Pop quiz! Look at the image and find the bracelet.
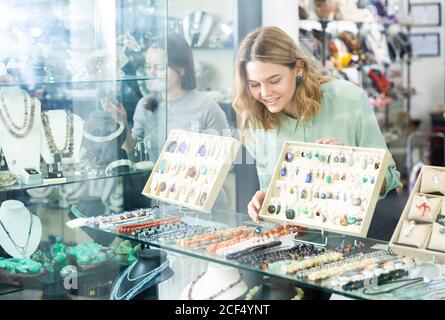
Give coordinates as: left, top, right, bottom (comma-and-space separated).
245, 285, 304, 300
0, 171, 17, 187
176, 226, 254, 249
87, 208, 156, 229
226, 240, 282, 260
105, 159, 134, 176
117, 216, 182, 233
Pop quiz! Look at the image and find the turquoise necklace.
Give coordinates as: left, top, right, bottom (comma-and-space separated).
110, 260, 169, 300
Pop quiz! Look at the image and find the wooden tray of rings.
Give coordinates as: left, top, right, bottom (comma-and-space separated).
390, 165, 445, 262
142, 130, 241, 213
259, 141, 389, 237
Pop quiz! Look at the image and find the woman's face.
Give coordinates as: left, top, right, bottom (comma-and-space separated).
246, 60, 298, 114
146, 48, 182, 92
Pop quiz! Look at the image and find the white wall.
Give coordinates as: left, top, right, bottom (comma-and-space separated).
408, 0, 445, 121
168, 0, 234, 94
262, 0, 300, 42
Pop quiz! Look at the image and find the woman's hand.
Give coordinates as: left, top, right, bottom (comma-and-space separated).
101, 98, 128, 125
315, 137, 344, 145
247, 191, 266, 224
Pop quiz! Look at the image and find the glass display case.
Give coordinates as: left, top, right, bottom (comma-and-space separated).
0, 0, 168, 299
1, 0, 444, 302
81, 205, 445, 301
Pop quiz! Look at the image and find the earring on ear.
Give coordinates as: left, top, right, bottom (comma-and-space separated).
296, 75, 303, 86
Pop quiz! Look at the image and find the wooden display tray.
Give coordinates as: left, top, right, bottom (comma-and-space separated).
142, 130, 241, 213
0, 269, 46, 287
259, 141, 389, 237
390, 165, 445, 262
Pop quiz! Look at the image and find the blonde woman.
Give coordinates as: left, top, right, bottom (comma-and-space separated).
234, 26, 402, 240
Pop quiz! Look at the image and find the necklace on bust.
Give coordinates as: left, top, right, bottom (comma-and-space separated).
110, 260, 169, 300
0, 212, 34, 257
0, 89, 36, 139
83, 121, 124, 143
187, 271, 243, 300
367, 29, 384, 49
41, 110, 74, 158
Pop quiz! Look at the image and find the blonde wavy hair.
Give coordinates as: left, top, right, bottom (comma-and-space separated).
233, 26, 332, 135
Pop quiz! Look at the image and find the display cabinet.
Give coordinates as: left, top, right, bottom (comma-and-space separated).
1, 0, 444, 301
78, 205, 445, 301
0, 0, 169, 299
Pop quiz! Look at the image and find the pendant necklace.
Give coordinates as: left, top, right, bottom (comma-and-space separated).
0, 89, 36, 139
41, 110, 74, 158
0, 149, 6, 168
0, 212, 34, 256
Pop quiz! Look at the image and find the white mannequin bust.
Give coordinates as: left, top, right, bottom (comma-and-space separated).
365, 27, 390, 65
0, 200, 42, 258
181, 263, 248, 300
0, 86, 41, 175
40, 109, 84, 164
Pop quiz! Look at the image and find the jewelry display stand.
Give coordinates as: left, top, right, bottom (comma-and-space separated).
364, 26, 391, 65
181, 262, 248, 300
390, 165, 445, 262
81, 110, 128, 178
110, 248, 174, 300
0, 87, 41, 176
40, 109, 84, 165
259, 141, 389, 237
0, 200, 42, 258
182, 11, 213, 47
142, 130, 241, 213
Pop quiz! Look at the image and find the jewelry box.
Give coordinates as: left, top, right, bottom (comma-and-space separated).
259, 141, 390, 237
21, 167, 42, 185
142, 130, 240, 213
390, 165, 445, 262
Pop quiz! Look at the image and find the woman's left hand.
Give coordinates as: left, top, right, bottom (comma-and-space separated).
315, 137, 344, 146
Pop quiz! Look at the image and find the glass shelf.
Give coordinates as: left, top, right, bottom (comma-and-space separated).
300, 18, 415, 28
0, 75, 161, 88
82, 207, 410, 300
0, 168, 152, 193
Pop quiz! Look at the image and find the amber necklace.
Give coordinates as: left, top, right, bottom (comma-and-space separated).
41, 110, 74, 158
0, 89, 36, 139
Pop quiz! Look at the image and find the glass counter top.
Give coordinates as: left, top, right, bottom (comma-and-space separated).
82, 205, 445, 300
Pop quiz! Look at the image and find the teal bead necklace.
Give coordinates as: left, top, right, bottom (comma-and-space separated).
0, 90, 36, 139
110, 260, 169, 300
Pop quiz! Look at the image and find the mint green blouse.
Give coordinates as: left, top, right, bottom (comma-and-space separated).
246, 79, 402, 198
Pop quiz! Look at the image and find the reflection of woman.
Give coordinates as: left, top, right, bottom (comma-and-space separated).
103, 34, 229, 161
233, 27, 402, 240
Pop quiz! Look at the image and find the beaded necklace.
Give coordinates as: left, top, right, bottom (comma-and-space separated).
187, 271, 243, 300
41, 110, 74, 158
110, 260, 169, 300
0, 212, 34, 257
0, 89, 36, 139
83, 121, 124, 143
